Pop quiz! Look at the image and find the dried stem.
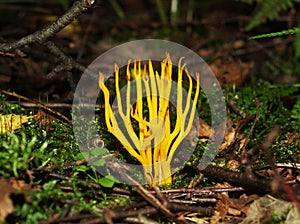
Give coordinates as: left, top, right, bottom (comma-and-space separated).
0, 0, 94, 52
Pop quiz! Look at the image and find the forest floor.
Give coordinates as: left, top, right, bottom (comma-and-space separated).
0, 0, 300, 223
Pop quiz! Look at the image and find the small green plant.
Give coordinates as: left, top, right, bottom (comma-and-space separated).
0, 132, 48, 177
291, 96, 300, 120
14, 180, 66, 224
76, 147, 119, 188
270, 209, 289, 223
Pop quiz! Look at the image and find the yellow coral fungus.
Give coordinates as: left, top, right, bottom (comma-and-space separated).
98, 54, 200, 186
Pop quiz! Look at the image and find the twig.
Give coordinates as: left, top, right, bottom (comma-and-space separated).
47, 173, 102, 190
228, 96, 247, 119
106, 162, 192, 224
43, 40, 86, 93
148, 187, 245, 195
39, 153, 116, 171
167, 203, 213, 215
0, 0, 94, 52
41, 214, 97, 224
261, 125, 300, 212
240, 98, 260, 175
0, 90, 71, 123
197, 126, 300, 203
153, 186, 168, 206
169, 198, 217, 204
84, 207, 159, 224
76, 10, 96, 61
104, 208, 114, 224
44, 41, 86, 74
109, 163, 175, 219
197, 164, 274, 194
242, 98, 260, 150
123, 216, 159, 224
1, 101, 105, 109
253, 163, 300, 170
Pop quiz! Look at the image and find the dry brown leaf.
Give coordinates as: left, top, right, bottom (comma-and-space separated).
210, 210, 221, 224
227, 159, 240, 171
214, 182, 232, 219
228, 207, 241, 216
210, 57, 252, 87
199, 118, 214, 140
0, 179, 15, 222
197, 117, 247, 153
232, 194, 260, 215
241, 195, 299, 224
8, 178, 31, 191
216, 192, 229, 220
214, 183, 259, 220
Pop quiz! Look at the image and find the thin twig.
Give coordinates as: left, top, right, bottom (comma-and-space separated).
240, 97, 260, 174
228, 96, 248, 119
1, 101, 105, 109
39, 153, 116, 171
148, 187, 245, 195
242, 98, 260, 150
106, 162, 192, 224
44, 41, 86, 74
0, 90, 71, 123
262, 125, 300, 212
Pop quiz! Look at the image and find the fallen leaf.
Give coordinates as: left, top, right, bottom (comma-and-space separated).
214, 183, 259, 220
210, 57, 252, 87
0, 179, 15, 222
208, 117, 246, 152
241, 194, 299, 224
0, 114, 34, 133
199, 118, 214, 140
228, 207, 241, 216
232, 194, 260, 215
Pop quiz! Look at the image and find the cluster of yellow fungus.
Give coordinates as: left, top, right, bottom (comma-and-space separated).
98, 54, 200, 186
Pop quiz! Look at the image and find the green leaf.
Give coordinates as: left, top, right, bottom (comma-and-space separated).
249, 27, 300, 40
246, 0, 295, 31
98, 175, 117, 188
43, 180, 58, 190
91, 147, 107, 156
91, 158, 105, 167
74, 165, 89, 172
294, 31, 300, 58
291, 97, 300, 119
76, 152, 89, 160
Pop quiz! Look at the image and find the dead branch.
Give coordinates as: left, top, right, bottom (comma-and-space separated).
197, 164, 273, 194
43, 41, 86, 74
0, 0, 94, 53
197, 125, 300, 203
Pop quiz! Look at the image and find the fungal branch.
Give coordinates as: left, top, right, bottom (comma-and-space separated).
98, 54, 200, 186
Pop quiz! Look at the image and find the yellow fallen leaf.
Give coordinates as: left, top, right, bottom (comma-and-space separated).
0, 114, 34, 133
